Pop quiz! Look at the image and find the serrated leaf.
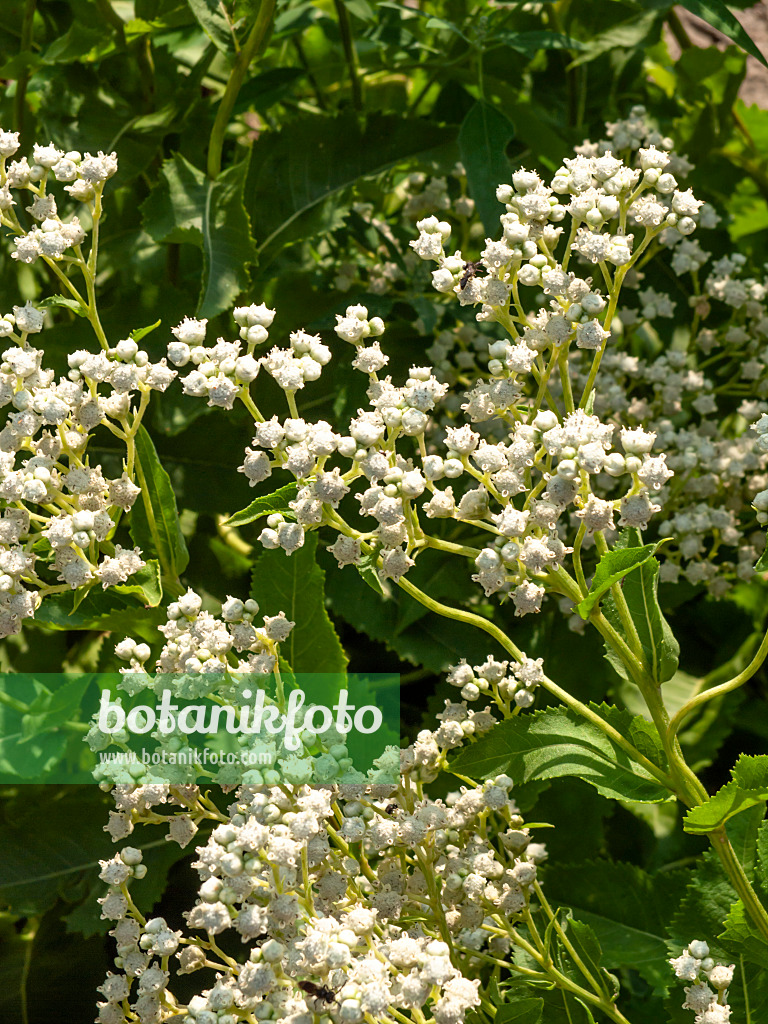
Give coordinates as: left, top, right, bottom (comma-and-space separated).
141, 152, 256, 318
130, 426, 189, 580
577, 543, 659, 618
251, 532, 347, 674
448, 705, 669, 803
495, 998, 544, 1024
245, 113, 458, 265
684, 754, 768, 834
458, 101, 514, 234
720, 900, 768, 968
676, 0, 768, 68
226, 482, 299, 527
186, 0, 235, 55
568, 8, 661, 68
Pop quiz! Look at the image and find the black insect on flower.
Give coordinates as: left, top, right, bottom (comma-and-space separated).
459, 260, 481, 291
298, 981, 338, 1006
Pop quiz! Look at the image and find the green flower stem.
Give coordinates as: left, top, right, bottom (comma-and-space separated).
667, 623, 768, 752
558, 343, 575, 414
533, 880, 604, 998
504, 921, 634, 1024
395, 576, 674, 789
207, 0, 277, 180
425, 535, 483, 559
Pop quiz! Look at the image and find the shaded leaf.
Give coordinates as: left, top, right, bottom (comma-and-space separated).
245, 113, 458, 264
458, 101, 514, 234
495, 998, 544, 1024
141, 152, 257, 318
544, 860, 684, 988
186, 0, 235, 55
251, 532, 347, 674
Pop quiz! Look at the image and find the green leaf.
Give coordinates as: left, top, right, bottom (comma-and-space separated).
20, 675, 93, 741
494, 30, 586, 55
141, 152, 257, 318
758, 819, 768, 889
577, 543, 659, 618
356, 548, 386, 596
112, 558, 163, 607
244, 113, 458, 265
458, 101, 514, 235
495, 998, 544, 1024
225, 482, 299, 527
602, 530, 679, 684
756, 545, 768, 572
676, 0, 768, 68
130, 426, 189, 580
251, 532, 348, 674
684, 754, 768, 834
448, 705, 669, 803
38, 295, 88, 318
720, 899, 768, 968
545, 860, 684, 988
0, 788, 113, 914
129, 319, 162, 343
568, 9, 661, 68
186, 0, 235, 55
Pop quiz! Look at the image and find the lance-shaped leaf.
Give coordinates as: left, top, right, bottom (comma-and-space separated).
602, 530, 679, 684
226, 482, 299, 528
684, 754, 768, 834
448, 704, 669, 803
458, 101, 515, 234
676, 0, 768, 68
186, 0, 235, 56
141, 152, 256, 318
577, 542, 659, 618
130, 426, 189, 580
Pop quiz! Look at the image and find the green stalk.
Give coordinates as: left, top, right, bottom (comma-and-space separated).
207, 0, 277, 180
14, 0, 36, 139
396, 576, 674, 789
333, 0, 363, 111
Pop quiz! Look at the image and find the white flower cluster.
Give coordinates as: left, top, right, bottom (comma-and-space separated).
447, 654, 544, 710
670, 941, 734, 1023
0, 131, 188, 635
0, 130, 117, 265
96, 687, 551, 1024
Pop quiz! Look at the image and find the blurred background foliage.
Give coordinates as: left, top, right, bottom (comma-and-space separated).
1, 0, 768, 1019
